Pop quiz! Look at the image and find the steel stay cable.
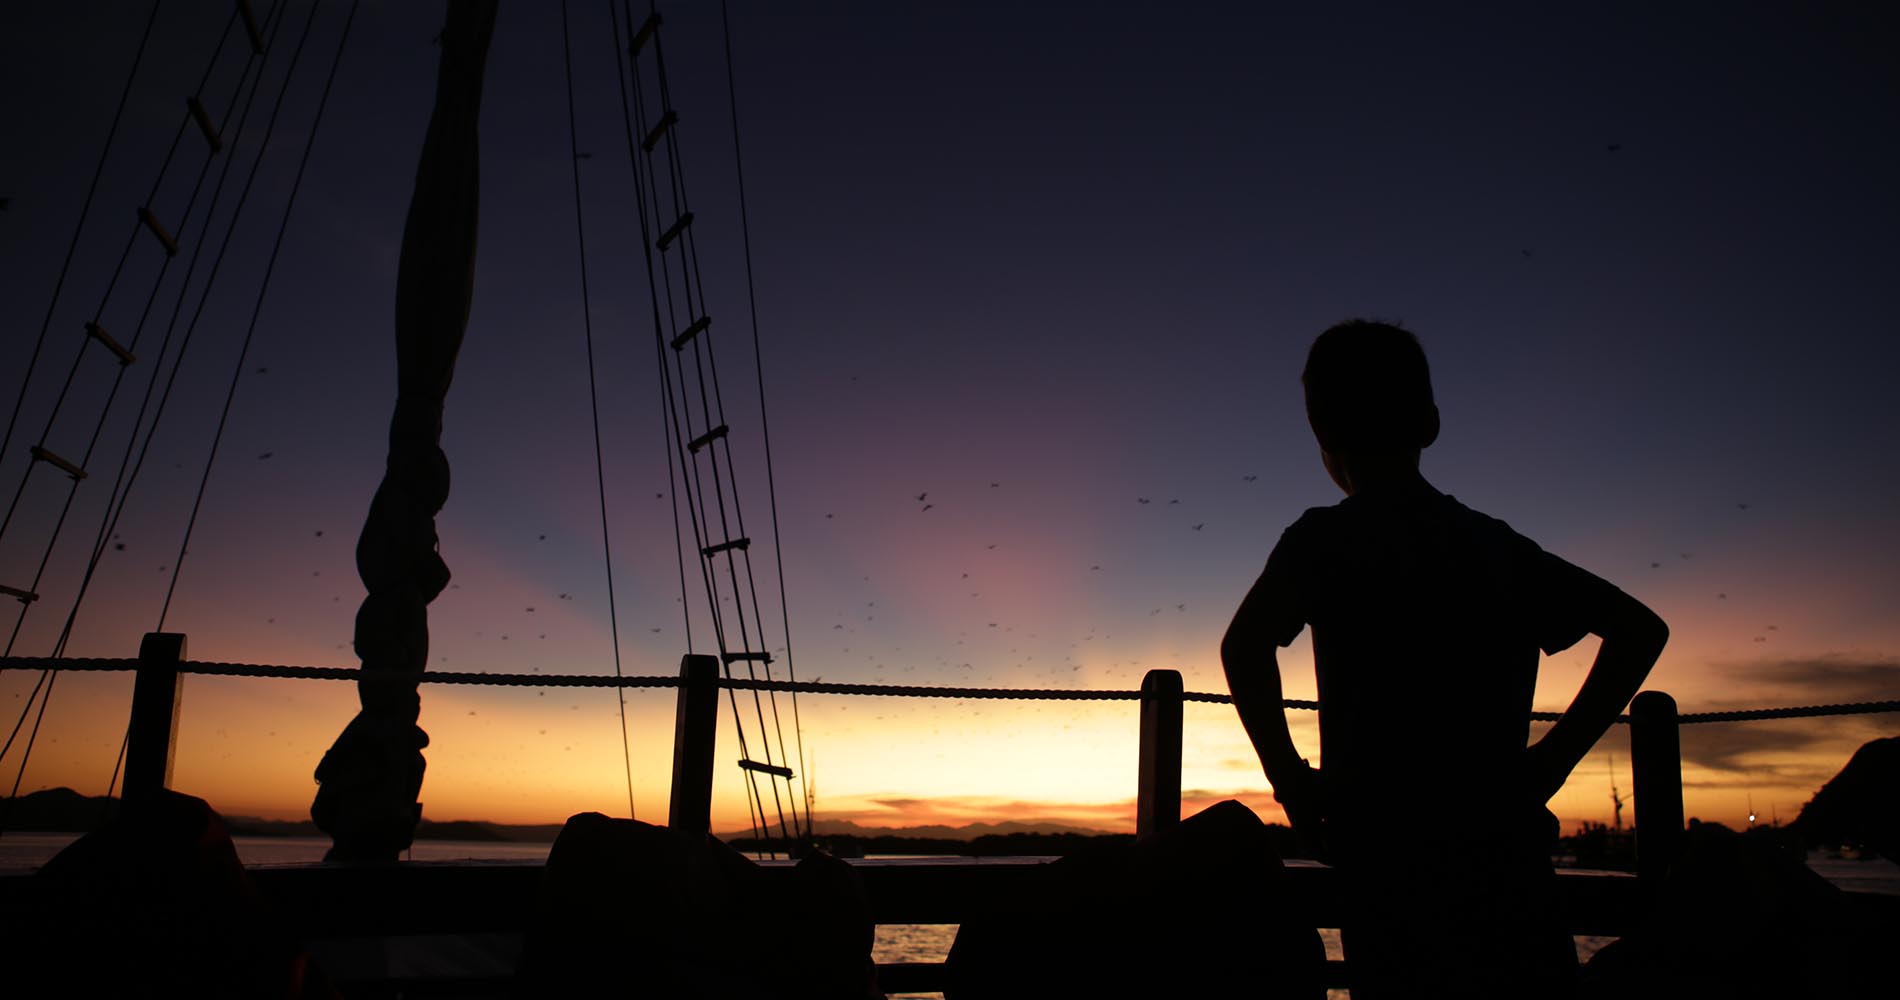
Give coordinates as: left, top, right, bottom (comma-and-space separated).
0, 0, 293, 810
30, 0, 296, 663
718, 0, 806, 836
623, 4, 784, 841
638, 11, 795, 842
613, 0, 764, 842
0, 0, 313, 828
158, 0, 346, 630
2, 0, 292, 659
648, 19, 797, 846
0, 3, 242, 551
0, 1, 165, 478
561, 0, 638, 822
0, 1, 294, 801
645, 17, 797, 840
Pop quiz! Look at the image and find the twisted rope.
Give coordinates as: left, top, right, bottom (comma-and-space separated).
5, 657, 1894, 722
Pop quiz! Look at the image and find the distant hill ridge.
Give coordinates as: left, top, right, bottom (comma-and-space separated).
774, 819, 1111, 841
3, 788, 1112, 843
2, 788, 561, 841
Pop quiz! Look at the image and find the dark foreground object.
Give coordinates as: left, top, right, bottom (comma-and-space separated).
1795, 736, 1900, 863
515, 812, 881, 999
4, 790, 336, 997
943, 799, 1326, 999
1582, 819, 1897, 998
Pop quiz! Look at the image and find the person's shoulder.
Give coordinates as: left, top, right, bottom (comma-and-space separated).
1281, 502, 1346, 541
1439, 494, 1541, 550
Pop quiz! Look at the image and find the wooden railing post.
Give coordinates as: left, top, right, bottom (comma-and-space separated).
1630, 689, 1683, 883
668, 654, 720, 833
1136, 668, 1183, 842
124, 632, 186, 804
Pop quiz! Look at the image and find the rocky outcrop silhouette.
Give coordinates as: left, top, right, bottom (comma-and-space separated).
1794, 736, 1899, 862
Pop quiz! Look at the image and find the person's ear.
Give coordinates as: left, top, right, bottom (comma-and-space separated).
1419, 404, 1441, 449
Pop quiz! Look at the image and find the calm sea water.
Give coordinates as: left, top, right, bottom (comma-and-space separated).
5, 835, 1895, 1000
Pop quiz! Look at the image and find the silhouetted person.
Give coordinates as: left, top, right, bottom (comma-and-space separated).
1222, 320, 1669, 999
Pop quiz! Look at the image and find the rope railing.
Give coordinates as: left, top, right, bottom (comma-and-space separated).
4, 656, 1896, 722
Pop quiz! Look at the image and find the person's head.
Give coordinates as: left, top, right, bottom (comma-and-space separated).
1302, 320, 1439, 491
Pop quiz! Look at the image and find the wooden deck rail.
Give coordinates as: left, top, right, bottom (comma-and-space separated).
119, 633, 1692, 880
5, 635, 1887, 996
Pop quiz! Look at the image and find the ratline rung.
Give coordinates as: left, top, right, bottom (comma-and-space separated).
642, 110, 678, 152
238, 0, 265, 54
187, 96, 222, 152
737, 758, 793, 779
0, 584, 39, 605
687, 424, 729, 454
655, 212, 693, 251
85, 322, 136, 366
29, 445, 87, 481
671, 316, 710, 351
722, 650, 773, 665
137, 206, 179, 257
629, 12, 661, 56
701, 537, 750, 557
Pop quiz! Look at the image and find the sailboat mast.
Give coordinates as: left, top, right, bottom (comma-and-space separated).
310, 0, 498, 864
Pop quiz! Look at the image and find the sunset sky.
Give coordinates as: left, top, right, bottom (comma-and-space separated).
2, 1, 1896, 838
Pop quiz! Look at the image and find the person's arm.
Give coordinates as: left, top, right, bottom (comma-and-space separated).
1222, 571, 1322, 834
1525, 581, 1669, 802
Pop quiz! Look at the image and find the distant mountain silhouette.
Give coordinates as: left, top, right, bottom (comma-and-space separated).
2, 789, 562, 842
1, 787, 117, 830
734, 818, 1111, 841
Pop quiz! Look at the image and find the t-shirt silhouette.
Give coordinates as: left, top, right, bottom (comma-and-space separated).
1253, 482, 1610, 851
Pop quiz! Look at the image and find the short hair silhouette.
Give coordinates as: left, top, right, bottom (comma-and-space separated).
1302, 320, 1436, 452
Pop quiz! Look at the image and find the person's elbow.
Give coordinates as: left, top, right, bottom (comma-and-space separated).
1608, 595, 1669, 657
1220, 627, 1263, 682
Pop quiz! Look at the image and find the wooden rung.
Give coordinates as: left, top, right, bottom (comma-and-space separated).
641, 110, 678, 152
85, 322, 136, 366
671, 316, 710, 351
655, 212, 693, 251
186, 96, 222, 153
0, 584, 39, 605
687, 424, 728, 454
722, 650, 773, 665
137, 206, 179, 257
238, 0, 265, 54
701, 537, 749, 557
29, 445, 87, 481
737, 758, 793, 779
629, 12, 661, 56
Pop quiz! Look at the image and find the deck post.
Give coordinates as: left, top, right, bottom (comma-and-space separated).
668, 654, 720, 833
1630, 689, 1683, 883
1136, 668, 1183, 842
124, 632, 187, 805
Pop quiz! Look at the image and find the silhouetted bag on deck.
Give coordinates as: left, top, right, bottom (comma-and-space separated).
8, 790, 337, 998
1580, 819, 1897, 999
944, 799, 1325, 999
515, 812, 880, 999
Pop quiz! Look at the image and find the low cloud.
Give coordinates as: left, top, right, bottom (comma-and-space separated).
1674, 715, 1886, 785
1712, 654, 1900, 705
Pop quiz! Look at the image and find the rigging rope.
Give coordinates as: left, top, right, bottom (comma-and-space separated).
0, 0, 165, 479
717, 0, 809, 841
636, 3, 802, 848
612, 0, 770, 847
158, 0, 348, 630
561, 0, 639, 822
7, 656, 1896, 723
0, 0, 296, 828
